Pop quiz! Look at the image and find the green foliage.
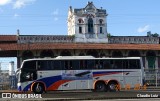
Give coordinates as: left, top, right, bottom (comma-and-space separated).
147, 32, 159, 37
107, 33, 112, 37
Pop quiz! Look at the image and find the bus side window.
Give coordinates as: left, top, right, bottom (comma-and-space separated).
129, 59, 140, 69
110, 60, 115, 69
80, 60, 86, 69
103, 60, 110, 69
64, 60, 73, 70
69, 61, 73, 69
123, 60, 128, 69
39, 60, 52, 70
137, 60, 141, 69
87, 60, 94, 69
114, 60, 123, 69
95, 60, 99, 69
64, 61, 69, 70
99, 60, 104, 69
72, 60, 79, 70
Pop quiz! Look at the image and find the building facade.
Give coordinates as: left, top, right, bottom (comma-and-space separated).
67, 2, 108, 43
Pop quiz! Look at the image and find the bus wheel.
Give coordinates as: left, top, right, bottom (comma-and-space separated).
108, 82, 117, 92
32, 83, 44, 94
95, 82, 106, 92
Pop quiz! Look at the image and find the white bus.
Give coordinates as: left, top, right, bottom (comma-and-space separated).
17, 56, 144, 94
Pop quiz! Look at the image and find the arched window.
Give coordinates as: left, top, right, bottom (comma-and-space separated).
88, 18, 94, 33
112, 50, 123, 57
40, 50, 54, 58
22, 50, 34, 60
78, 19, 83, 23
99, 19, 103, 24
128, 50, 140, 57
86, 50, 98, 57
60, 50, 71, 56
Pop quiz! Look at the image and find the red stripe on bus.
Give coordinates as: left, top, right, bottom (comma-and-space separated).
47, 80, 72, 90
93, 72, 121, 77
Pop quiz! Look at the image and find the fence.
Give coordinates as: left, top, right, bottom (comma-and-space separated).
144, 69, 160, 87
0, 72, 17, 90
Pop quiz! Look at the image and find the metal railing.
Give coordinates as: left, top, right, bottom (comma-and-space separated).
144, 69, 160, 87
0, 74, 17, 90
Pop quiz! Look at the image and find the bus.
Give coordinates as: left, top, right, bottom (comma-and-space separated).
17, 56, 144, 94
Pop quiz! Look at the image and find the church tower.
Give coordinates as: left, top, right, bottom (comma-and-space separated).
67, 2, 108, 43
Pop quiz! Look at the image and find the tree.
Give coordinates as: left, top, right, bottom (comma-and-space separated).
107, 33, 113, 37
152, 33, 159, 37
147, 32, 159, 37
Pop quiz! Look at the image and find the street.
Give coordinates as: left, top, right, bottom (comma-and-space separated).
0, 89, 160, 101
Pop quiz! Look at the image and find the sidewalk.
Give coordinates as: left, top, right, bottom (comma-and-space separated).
0, 90, 18, 93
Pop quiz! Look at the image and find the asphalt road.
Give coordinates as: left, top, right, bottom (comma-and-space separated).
0, 90, 160, 101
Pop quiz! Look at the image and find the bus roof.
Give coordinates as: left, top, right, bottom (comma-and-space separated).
23, 56, 141, 62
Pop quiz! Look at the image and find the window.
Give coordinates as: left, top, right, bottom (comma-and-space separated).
80, 60, 86, 69
115, 60, 123, 69
23, 61, 37, 70
110, 60, 123, 69
54, 60, 61, 70
72, 60, 80, 70
123, 59, 140, 69
61, 60, 80, 70
80, 60, 95, 69
78, 19, 83, 23
88, 18, 94, 33
64, 60, 71, 70
20, 69, 37, 82
123, 60, 129, 69
128, 59, 140, 69
99, 19, 103, 24
86, 60, 94, 69
79, 27, 82, 33
37, 60, 52, 70
103, 60, 111, 69
100, 27, 103, 33
93, 60, 103, 69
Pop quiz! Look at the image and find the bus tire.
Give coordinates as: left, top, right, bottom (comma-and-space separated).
32, 82, 45, 94
95, 82, 106, 92
107, 82, 117, 92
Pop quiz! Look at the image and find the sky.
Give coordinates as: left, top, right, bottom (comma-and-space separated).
0, 0, 160, 36
0, 0, 160, 70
